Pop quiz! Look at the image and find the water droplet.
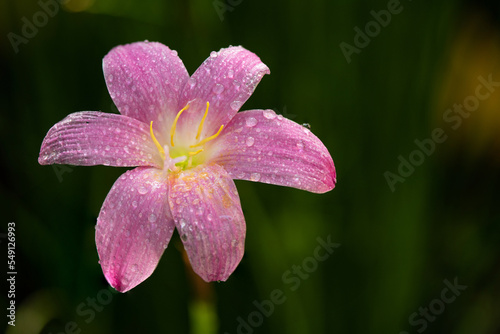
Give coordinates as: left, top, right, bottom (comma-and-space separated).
132, 201, 138, 208
124, 146, 130, 154
148, 213, 157, 223
210, 51, 217, 58
171, 50, 178, 57
277, 115, 284, 121
227, 70, 234, 78
180, 218, 186, 229
207, 213, 213, 222
181, 234, 188, 242
250, 173, 261, 181
296, 141, 304, 151
126, 77, 132, 85
263, 110, 276, 120
188, 77, 196, 88
213, 83, 224, 95
108, 74, 114, 82
230, 100, 243, 111
245, 117, 257, 127
105, 145, 110, 151
246, 137, 255, 147
138, 185, 148, 195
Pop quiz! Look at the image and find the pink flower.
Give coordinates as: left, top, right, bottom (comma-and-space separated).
39, 42, 336, 292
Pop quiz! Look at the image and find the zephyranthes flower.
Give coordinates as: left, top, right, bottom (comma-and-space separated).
39, 41, 336, 292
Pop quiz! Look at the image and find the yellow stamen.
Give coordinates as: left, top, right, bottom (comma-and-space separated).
189, 125, 224, 148
150, 121, 165, 160
170, 104, 190, 147
188, 149, 204, 156
196, 102, 210, 141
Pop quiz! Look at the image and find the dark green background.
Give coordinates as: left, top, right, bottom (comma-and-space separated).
2, 0, 500, 333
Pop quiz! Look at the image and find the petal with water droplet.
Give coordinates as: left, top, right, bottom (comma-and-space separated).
167, 164, 246, 282
38, 111, 162, 168
96, 167, 174, 293
209, 110, 336, 193
177, 46, 270, 137
103, 41, 189, 131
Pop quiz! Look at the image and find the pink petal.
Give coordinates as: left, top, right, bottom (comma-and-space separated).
176, 46, 270, 139
209, 110, 336, 193
38, 111, 162, 168
167, 164, 245, 282
96, 167, 174, 292
103, 41, 189, 131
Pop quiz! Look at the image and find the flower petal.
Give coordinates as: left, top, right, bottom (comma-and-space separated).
103, 41, 189, 130
96, 167, 174, 292
209, 110, 336, 193
176, 46, 270, 139
167, 164, 245, 282
38, 111, 161, 168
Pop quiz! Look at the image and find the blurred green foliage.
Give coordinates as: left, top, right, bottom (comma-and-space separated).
1, 0, 500, 333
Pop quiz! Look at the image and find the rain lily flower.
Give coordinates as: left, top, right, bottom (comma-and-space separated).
38, 41, 336, 292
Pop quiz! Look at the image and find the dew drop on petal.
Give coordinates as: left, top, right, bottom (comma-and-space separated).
296, 140, 304, 151
230, 100, 243, 111
210, 51, 217, 58
180, 218, 186, 229
171, 50, 178, 57
181, 234, 188, 242
188, 77, 196, 88
138, 185, 148, 195
228, 70, 234, 79
263, 110, 276, 120
108, 74, 114, 82
148, 213, 157, 223
245, 117, 257, 127
132, 201, 138, 208
213, 83, 224, 95
250, 173, 261, 181
246, 137, 255, 147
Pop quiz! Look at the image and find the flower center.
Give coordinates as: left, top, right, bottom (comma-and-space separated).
149, 102, 223, 172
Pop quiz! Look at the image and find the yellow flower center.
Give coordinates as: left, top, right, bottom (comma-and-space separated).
149, 102, 223, 171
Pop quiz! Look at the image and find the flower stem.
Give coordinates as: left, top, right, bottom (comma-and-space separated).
178, 242, 218, 334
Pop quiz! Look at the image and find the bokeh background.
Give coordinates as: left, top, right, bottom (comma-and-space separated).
2, 0, 500, 333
